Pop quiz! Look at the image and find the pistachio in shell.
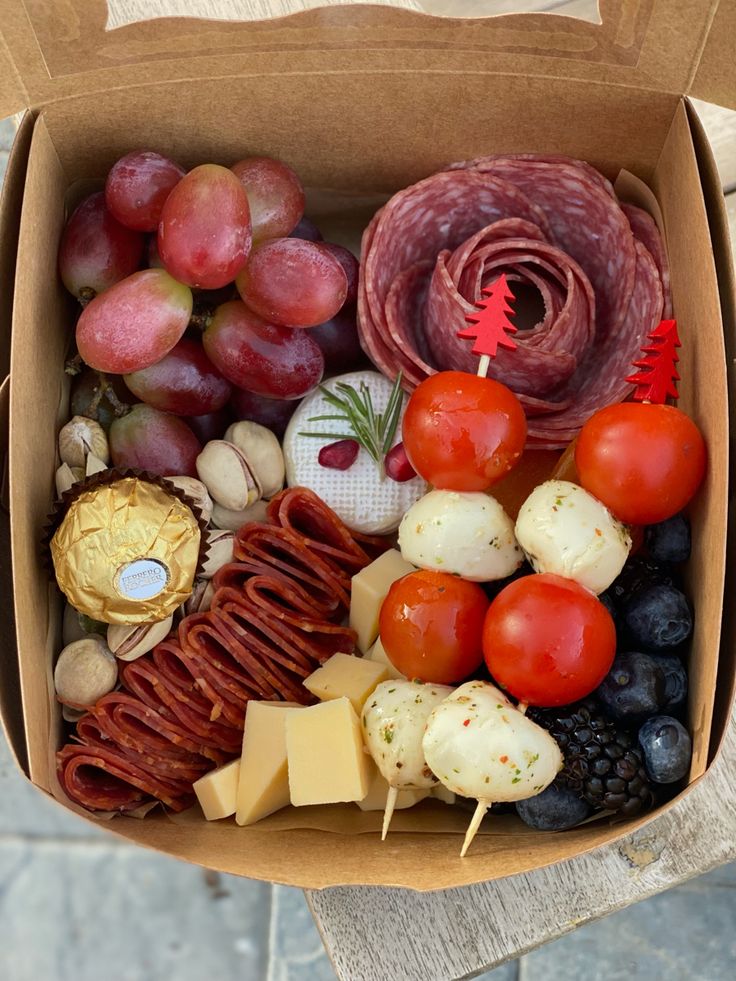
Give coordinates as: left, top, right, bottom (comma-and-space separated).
165, 475, 214, 523
107, 615, 174, 662
200, 529, 235, 579
211, 498, 269, 531
54, 637, 118, 706
224, 420, 285, 499
196, 440, 261, 511
58, 416, 110, 469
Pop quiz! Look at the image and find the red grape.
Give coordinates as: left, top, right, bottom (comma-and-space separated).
231, 156, 305, 243
320, 243, 359, 305
289, 217, 322, 241
230, 388, 298, 438
109, 404, 202, 477
158, 164, 251, 289
124, 339, 232, 415
105, 151, 185, 231
236, 238, 347, 327
186, 407, 233, 443
146, 235, 165, 269
308, 304, 366, 373
76, 269, 193, 374
59, 192, 143, 301
203, 301, 323, 399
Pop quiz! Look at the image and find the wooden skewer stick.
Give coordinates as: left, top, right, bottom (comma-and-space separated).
477, 354, 491, 379
382, 786, 399, 841
460, 798, 492, 858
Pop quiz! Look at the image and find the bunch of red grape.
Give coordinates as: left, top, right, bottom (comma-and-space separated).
59, 151, 365, 477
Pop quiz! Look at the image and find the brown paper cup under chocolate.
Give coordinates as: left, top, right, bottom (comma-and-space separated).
46, 470, 209, 625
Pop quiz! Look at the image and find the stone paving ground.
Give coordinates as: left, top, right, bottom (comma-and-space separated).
1, 113, 735, 980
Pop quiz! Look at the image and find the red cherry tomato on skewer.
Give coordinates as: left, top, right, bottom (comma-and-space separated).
575, 402, 706, 525
401, 371, 527, 492
379, 570, 489, 685
483, 573, 616, 707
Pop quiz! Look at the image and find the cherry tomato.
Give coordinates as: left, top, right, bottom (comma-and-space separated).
379, 570, 489, 684
402, 371, 527, 492
575, 402, 706, 525
483, 573, 616, 707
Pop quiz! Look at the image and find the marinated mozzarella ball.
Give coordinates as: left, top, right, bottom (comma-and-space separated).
283, 371, 427, 534
362, 678, 454, 838
515, 479, 631, 594
422, 681, 562, 803
362, 679, 453, 790
398, 490, 523, 582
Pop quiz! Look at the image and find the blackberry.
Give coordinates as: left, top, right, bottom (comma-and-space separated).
529, 699, 653, 817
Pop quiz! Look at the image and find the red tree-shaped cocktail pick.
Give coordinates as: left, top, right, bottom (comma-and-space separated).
626, 319, 681, 404
459, 273, 518, 377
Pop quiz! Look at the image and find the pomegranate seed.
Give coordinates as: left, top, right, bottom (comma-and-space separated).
384, 442, 416, 482
318, 439, 360, 471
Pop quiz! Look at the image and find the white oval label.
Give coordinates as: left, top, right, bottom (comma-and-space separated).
115, 558, 170, 601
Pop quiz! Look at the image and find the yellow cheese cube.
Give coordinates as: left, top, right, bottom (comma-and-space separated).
286, 697, 370, 806
356, 761, 429, 812
431, 784, 457, 805
303, 652, 389, 713
366, 637, 405, 680
235, 700, 303, 827
349, 549, 415, 653
193, 759, 240, 821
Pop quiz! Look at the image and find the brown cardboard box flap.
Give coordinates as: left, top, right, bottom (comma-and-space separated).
0, 0, 734, 121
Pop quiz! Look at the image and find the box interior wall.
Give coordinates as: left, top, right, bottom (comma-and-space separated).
2, 65, 730, 889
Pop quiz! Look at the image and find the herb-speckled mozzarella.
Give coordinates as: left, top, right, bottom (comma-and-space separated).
422, 681, 562, 802
515, 479, 631, 594
398, 490, 523, 581
362, 680, 453, 789
283, 371, 427, 534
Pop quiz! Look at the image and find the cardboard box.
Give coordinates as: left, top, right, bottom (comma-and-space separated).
0, 0, 734, 891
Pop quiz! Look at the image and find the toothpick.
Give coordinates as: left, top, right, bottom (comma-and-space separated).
460, 798, 491, 857
517, 703, 528, 716
477, 355, 491, 379
382, 786, 399, 841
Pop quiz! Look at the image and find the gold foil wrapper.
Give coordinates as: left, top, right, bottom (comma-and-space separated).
50, 476, 201, 624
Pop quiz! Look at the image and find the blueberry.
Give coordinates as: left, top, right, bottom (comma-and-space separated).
645, 515, 691, 564
655, 654, 688, 714
596, 652, 666, 722
599, 590, 622, 632
638, 716, 692, 783
609, 556, 677, 609
624, 583, 693, 651
516, 783, 592, 831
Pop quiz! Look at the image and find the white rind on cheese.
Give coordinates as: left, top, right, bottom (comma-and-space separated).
422, 682, 563, 803
283, 370, 427, 534
515, 479, 632, 594
398, 490, 523, 581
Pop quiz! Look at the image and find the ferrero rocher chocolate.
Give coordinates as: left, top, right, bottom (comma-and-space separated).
50, 477, 201, 624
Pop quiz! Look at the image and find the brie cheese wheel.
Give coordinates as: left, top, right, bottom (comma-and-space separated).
515, 479, 631, 594
283, 371, 427, 534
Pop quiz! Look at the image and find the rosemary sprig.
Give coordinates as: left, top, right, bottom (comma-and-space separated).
298, 373, 404, 468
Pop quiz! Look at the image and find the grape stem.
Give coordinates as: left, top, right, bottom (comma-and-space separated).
86, 371, 130, 418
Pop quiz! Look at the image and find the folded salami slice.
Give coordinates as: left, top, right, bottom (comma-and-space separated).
358, 154, 673, 447
57, 488, 373, 814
